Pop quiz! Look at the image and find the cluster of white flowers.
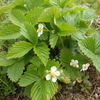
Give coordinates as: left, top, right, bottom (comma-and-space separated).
37, 23, 44, 37
45, 60, 90, 82
45, 66, 60, 82
70, 59, 90, 71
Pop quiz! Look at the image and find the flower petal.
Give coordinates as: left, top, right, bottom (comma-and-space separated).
55, 71, 60, 76
38, 31, 43, 37
70, 62, 72, 66
38, 23, 44, 28
76, 65, 79, 68
51, 66, 57, 72
52, 77, 57, 82
82, 64, 85, 67
45, 74, 51, 80
75, 60, 78, 63
86, 63, 90, 66
71, 59, 74, 62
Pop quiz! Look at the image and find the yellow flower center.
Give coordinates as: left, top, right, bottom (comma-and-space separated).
84, 66, 88, 68
50, 72, 56, 77
37, 27, 42, 32
72, 62, 77, 66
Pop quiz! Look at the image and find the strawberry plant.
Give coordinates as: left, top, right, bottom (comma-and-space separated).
0, 0, 99, 100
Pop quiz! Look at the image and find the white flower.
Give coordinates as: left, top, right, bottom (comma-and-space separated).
45, 66, 60, 82
37, 23, 44, 37
81, 63, 90, 71
70, 59, 79, 68
24, 4, 27, 7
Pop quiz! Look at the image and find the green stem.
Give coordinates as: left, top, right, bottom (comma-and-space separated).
60, 37, 65, 48
3, 44, 8, 48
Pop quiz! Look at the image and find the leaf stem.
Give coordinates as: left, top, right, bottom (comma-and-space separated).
59, 37, 65, 48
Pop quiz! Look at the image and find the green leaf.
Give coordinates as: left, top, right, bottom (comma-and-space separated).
31, 80, 47, 100
46, 59, 60, 70
71, 31, 85, 41
13, 5, 27, 13
44, 0, 50, 4
34, 42, 50, 66
26, 8, 44, 25
39, 7, 60, 22
80, 8, 96, 21
7, 41, 33, 59
78, 33, 100, 72
9, 9, 26, 26
23, 52, 32, 64
60, 49, 73, 67
74, 54, 88, 64
0, 24, 21, 39
60, 48, 88, 67
49, 33, 58, 48
65, 66, 79, 80
63, 13, 78, 26
0, 40, 4, 49
62, 6, 86, 17
60, 49, 80, 80
27, 64, 38, 71
7, 61, 25, 82
79, 38, 95, 58
50, 0, 77, 8
14, 0, 25, 5
46, 80, 58, 99
19, 70, 40, 86
0, 52, 16, 66
21, 22, 38, 45
24, 84, 33, 98
39, 31, 49, 40
31, 80, 58, 100
25, 0, 44, 10
0, 3, 16, 15
50, 0, 61, 7
38, 64, 46, 77
30, 56, 42, 67
77, 20, 88, 33
57, 23, 78, 36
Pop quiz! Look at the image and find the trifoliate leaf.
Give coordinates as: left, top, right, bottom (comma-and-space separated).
78, 33, 100, 72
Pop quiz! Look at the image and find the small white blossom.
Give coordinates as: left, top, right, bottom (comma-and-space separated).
45, 66, 60, 82
70, 59, 79, 68
37, 23, 44, 37
81, 63, 90, 71
24, 4, 27, 7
